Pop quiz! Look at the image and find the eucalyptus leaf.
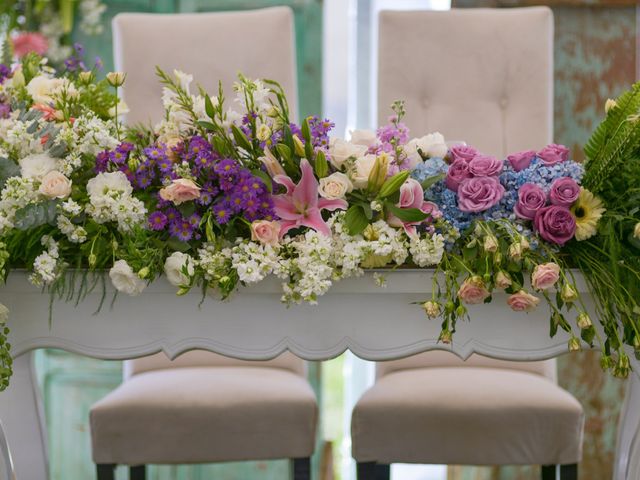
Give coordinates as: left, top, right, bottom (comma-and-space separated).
14, 201, 59, 230
48, 142, 68, 158
0, 157, 20, 188
26, 120, 39, 135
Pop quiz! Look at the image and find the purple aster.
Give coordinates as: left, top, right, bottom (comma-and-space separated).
148, 211, 168, 231
157, 156, 173, 172
0, 64, 10, 84
165, 207, 181, 225
214, 158, 239, 177
95, 150, 110, 173
172, 220, 194, 241
213, 202, 231, 224
0, 103, 10, 119
188, 212, 202, 228
144, 144, 166, 161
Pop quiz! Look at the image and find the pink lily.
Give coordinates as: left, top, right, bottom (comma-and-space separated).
272, 158, 347, 237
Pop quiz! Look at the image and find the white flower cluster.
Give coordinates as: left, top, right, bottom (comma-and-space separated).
230, 241, 281, 284
409, 234, 445, 267
57, 200, 87, 244
29, 236, 63, 287
4, 120, 43, 158
57, 113, 119, 158
85, 171, 146, 232
0, 176, 39, 233
197, 243, 234, 284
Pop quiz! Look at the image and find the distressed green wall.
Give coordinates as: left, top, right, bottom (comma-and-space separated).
449, 1, 636, 479
38, 1, 324, 479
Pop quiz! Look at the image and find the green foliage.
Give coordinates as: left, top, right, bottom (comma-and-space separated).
344, 205, 369, 236
14, 201, 59, 230
377, 171, 410, 198
0, 157, 20, 189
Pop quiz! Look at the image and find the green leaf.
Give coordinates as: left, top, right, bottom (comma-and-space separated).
386, 204, 428, 222
314, 150, 329, 178
378, 171, 410, 199
0, 157, 20, 188
463, 244, 478, 263
344, 205, 369, 236
167, 237, 191, 252
251, 169, 273, 193
178, 202, 195, 218
231, 125, 252, 152
204, 94, 216, 120
212, 137, 229, 156
276, 144, 292, 163
14, 201, 59, 230
420, 173, 445, 191
301, 117, 311, 143
197, 120, 216, 131
581, 326, 596, 345
550, 314, 559, 338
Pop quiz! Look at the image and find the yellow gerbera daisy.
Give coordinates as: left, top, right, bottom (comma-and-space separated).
571, 188, 605, 241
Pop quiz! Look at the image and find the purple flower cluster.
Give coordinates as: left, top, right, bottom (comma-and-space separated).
307, 116, 334, 150
64, 43, 87, 72
0, 65, 10, 84
371, 116, 410, 154
0, 64, 11, 118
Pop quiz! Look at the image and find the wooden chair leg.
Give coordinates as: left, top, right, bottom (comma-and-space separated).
560, 464, 578, 480
96, 464, 115, 480
356, 462, 390, 480
293, 457, 311, 480
130, 465, 146, 480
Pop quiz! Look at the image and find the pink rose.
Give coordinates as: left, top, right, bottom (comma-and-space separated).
507, 150, 536, 172
531, 262, 561, 291
468, 155, 503, 177
549, 177, 580, 207
445, 159, 472, 191
39, 170, 71, 199
457, 276, 490, 304
534, 205, 576, 245
514, 183, 547, 220
507, 290, 540, 312
159, 178, 201, 205
449, 145, 478, 164
12, 32, 48, 58
250, 220, 281, 246
458, 176, 505, 213
537, 144, 570, 166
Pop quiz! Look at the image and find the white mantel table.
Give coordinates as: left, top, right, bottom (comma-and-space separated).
0, 270, 638, 480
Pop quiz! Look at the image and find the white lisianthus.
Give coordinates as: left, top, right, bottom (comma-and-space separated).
26, 75, 63, 104
328, 138, 367, 170
318, 172, 353, 200
109, 260, 146, 296
164, 252, 195, 288
410, 132, 448, 159
19, 153, 58, 180
106, 71, 126, 87
351, 154, 377, 189
349, 129, 377, 147
87, 171, 133, 203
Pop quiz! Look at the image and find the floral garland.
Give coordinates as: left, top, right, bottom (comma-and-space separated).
0, 51, 638, 391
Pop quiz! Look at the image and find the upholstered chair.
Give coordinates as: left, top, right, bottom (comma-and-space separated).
91, 8, 316, 480
91, 352, 317, 480
112, 7, 298, 125
352, 7, 584, 480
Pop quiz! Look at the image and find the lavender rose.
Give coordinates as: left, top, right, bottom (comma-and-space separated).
534, 205, 577, 245
468, 154, 503, 177
507, 150, 536, 172
458, 176, 505, 213
549, 177, 580, 207
537, 144, 570, 166
445, 159, 472, 191
514, 183, 547, 220
448, 145, 478, 164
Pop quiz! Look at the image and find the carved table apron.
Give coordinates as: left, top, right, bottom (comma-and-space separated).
0, 270, 637, 480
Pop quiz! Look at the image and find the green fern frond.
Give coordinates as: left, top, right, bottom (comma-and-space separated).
583, 83, 640, 192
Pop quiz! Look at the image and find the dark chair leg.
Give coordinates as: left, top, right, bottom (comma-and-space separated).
356, 462, 390, 480
542, 465, 556, 480
130, 465, 146, 480
96, 464, 115, 480
293, 457, 311, 480
560, 464, 578, 480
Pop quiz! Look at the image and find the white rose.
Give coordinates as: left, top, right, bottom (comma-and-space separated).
109, 260, 146, 296
39, 170, 72, 199
351, 154, 377, 189
349, 129, 377, 147
318, 172, 353, 200
19, 153, 58, 180
328, 138, 367, 170
164, 252, 194, 288
412, 132, 448, 158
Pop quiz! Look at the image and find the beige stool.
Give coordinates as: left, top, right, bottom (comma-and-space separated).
353, 7, 584, 480
91, 351, 317, 480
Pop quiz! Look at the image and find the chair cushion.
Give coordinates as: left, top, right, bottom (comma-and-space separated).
91, 366, 317, 464
352, 367, 584, 466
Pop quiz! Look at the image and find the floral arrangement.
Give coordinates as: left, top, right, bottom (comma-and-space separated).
0, 52, 638, 391
1, 0, 106, 66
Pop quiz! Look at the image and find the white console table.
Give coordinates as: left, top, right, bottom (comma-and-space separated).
0, 270, 637, 480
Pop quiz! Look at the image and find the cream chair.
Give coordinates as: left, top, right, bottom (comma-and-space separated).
91, 352, 317, 480
91, 8, 315, 480
352, 7, 583, 480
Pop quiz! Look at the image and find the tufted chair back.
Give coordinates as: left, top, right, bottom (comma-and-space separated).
378, 7, 553, 158
112, 6, 298, 126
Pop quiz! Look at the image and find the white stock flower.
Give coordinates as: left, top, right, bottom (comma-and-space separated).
409, 234, 445, 267
19, 153, 58, 180
164, 252, 195, 287
109, 260, 146, 296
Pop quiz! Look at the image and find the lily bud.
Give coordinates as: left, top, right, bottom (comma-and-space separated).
484, 235, 498, 253
367, 153, 389, 191
561, 283, 579, 303
106, 71, 126, 87
568, 337, 581, 352
577, 312, 592, 329
292, 135, 306, 157
422, 301, 440, 319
